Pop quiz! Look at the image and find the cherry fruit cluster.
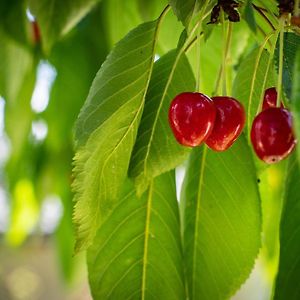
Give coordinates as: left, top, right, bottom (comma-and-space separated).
168, 88, 297, 164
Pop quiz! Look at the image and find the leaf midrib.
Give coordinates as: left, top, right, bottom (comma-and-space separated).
192, 146, 208, 299
141, 182, 153, 300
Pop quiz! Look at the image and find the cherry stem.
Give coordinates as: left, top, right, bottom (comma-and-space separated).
247, 30, 275, 131
295, 0, 300, 16
213, 12, 232, 97
256, 31, 279, 114
194, 0, 210, 92
277, 17, 285, 107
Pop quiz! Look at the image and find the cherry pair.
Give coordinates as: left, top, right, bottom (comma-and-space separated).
168, 92, 245, 152
168, 88, 297, 164
251, 87, 296, 164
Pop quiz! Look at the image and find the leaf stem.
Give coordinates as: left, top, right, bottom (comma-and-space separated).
277, 17, 285, 107
195, 0, 210, 92
256, 31, 280, 114
247, 30, 276, 131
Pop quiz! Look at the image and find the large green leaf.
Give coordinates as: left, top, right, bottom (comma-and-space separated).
291, 50, 300, 163
29, 0, 100, 52
232, 47, 275, 137
181, 137, 261, 300
87, 172, 185, 300
273, 156, 300, 300
73, 17, 166, 252
129, 49, 195, 195
275, 33, 300, 99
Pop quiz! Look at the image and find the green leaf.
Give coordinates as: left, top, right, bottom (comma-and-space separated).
291, 50, 300, 163
73, 17, 166, 252
181, 137, 261, 300
129, 49, 195, 195
29, 0, 100, 52
232, 47, 274, 137
273, 156, 300, 300
275, 33, 300, 99
243, 0, 257, 34
87, 172, 185, 300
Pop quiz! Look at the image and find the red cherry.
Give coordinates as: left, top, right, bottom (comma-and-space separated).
168, 92, 216, 147
262, 87, 283, 110
205, 96, 245, 151
251, 107, 296, 164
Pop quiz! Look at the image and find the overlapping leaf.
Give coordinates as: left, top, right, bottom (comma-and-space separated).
129, 49, 195, 195
87, 172, 185, 300
29, 0, 100, 52
291, 50, 300, 163
73, 19, 165, 252
274, 156, 300, 300
275, 33, 300, 99
181, 137, 261, 300
233, 47, 274, 137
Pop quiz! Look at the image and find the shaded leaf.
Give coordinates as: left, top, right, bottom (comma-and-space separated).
232, 47, 275, 137
87, 172, 185, 300
291, 50, 300, 163
275, 32, 300, 99
274, 156, 300, 300
29, 0, 100, 52
129, 49, 195, 194
181, 137, 261, 300
243, 0, 257, 34
73, 17, 166, 252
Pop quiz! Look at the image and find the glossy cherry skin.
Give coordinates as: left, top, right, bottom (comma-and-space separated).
263, 87, 283, 110
205, 96, 245, 151
251, 107, 296, 164
168, 92, 216, 147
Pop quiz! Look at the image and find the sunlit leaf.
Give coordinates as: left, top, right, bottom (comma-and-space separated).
73, 15, 167, 252
181, 137, 261, 300
88, 172, 185, 300
129, 49, 195, 194
273, 156, 300, 300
